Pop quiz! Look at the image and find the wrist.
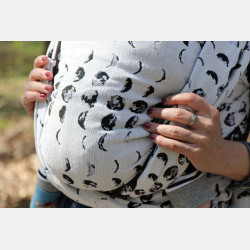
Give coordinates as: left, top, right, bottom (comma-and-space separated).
217, 140, 250, 181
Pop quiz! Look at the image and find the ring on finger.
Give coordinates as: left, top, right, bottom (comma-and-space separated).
188, 114, 198, 128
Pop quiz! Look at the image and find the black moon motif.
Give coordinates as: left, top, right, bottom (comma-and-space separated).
101, 113, 117, 131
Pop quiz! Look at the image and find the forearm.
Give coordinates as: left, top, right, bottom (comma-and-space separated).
211, 140, 250, 181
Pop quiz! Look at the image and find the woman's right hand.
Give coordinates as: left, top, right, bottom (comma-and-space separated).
21, 55, 54, 118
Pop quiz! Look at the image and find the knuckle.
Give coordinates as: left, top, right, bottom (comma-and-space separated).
168, 141, 178, 150
211, 108, 220, 120
172, 128, 181, 137
174, 109, 183, 119
188, 93, 197, 103
22, 92, 30, 103
204, 122, 214, 131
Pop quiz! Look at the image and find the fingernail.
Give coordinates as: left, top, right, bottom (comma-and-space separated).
144, 122, 151, 129
40, 94, 45, 97
150, 134, 157, 140
147, 109, 154, 115
162, 97, 168, 104
45, 72, 50, 77
45, 86, 50, 91
42, 56, 47, 61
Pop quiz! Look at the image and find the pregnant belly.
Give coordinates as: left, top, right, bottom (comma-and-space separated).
38, 41, 201, 191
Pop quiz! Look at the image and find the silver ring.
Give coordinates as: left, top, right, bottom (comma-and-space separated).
188, 114, 198, 127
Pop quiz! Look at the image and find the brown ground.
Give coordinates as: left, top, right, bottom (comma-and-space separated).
0, 117, 39, 208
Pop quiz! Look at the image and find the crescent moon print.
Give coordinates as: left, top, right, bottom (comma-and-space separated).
60, 64, 68, 78
149, 182, 163, 193
163, 166, 178, 181
128, 41, 135, 48
215, 184, 221, 197
239, 101, 247, 113
206, 70, 218, 85
114, 160, 119, 173
183, 41, 189, 46
112, 178, 122, 186
87, 162, 95, 177
59, 105, 66, 123
121, 78, 133, 93
140, 194, 153, 204
82, 135, 87, 150
83, 180, 98, 188
78, 111, 88, 130
84, 50, 94, 63
134, 164, 144, 173
178, 49, 186, 64
142, 85, 154, 97
217, 53, 229, 67
237, 191, 250, 199
229, 63, 241, 78
56, 129, 61, 145
48, 49, 53, 58
81, 90, 98, 108
65, 158, 71, 172
92, 71, 110, 86
73, 67, 85, 82
193, 88, 206, 98
133, 61, 142, 74
224, 112, 236, 127
48, 101, 54, 116
178, 154, 186, 165
156, 152, 168, 165
197, 57, 204, 66
125, 116, 139, 128
148, 173, 158, 181
101, 113, 117, 131
125, 131, 132, 142
211, 41, 215, 49
61, 85, 76, 103
134, 189, 145, 195
155, 69, 166, 83
127, 202, 141, 208
129, 100, 148, 114
136, 151, 141, 161
107, 95, 126, 111
106, 53, 119, 68
217, 85, 224, 97
98, 133, 108, 152
40, 120, 44, 128
63, 174, 74, 185
55, 82, 60, 89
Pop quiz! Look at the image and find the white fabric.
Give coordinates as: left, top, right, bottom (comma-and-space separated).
34, 41, 250, 208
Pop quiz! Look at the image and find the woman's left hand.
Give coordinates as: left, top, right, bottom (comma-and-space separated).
144, 93, 226, 174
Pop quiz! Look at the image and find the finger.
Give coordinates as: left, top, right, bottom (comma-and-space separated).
34, 55, 48, 68
147, 107, 201, 129
162, 93, 210, 115
150, 133, 194, 157
25, 81, 53, 94
29, 68, 53, 81
144, 123, 199, 144
22, 91, 47, 105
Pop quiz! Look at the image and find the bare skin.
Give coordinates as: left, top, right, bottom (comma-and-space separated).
22, 56, 249, 208
21, 55, 53, 118
144, 93, 250, 182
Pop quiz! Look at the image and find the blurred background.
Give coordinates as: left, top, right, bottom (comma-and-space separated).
0, 41, 49, 207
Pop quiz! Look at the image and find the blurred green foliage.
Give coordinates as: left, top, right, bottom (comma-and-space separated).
0, 42, 49, 129
0, 41, 47, 77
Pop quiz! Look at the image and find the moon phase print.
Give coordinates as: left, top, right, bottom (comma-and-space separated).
101, 113, 117, 131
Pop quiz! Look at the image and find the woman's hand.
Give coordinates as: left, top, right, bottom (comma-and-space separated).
144, 93, 250, 181
21, 55, 53, 118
